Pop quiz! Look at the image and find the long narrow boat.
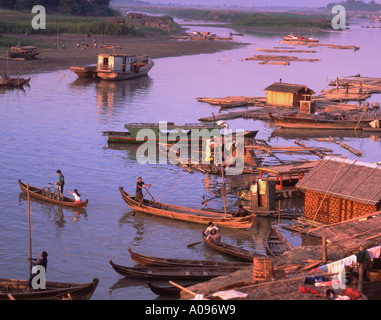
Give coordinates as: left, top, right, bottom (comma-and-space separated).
119, 187, 254, 229
203, 236, 263, 262
0, 278, 99, 300
18, 180, 88, 209
265, 224, 293, 257
268, 113, 378, 130
109, 260, 241, 280
128, 248, 252, 267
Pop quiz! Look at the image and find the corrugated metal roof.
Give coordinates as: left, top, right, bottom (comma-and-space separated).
264, 82, 315, 94
296, 156, 381, 205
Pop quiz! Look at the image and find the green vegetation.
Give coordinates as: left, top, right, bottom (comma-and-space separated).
0, 9, 143, 36
157, 9, 332, 29
0, 0, 118, 16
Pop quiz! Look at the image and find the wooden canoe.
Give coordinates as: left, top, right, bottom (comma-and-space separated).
0, 277, 98, 300
203, 236, 263, 262
128, 248, 252, 268
18, 180, 88, 209
265, 223, 293, 257
268, 113, 375, 130
119, 187, 254, 229
109, 260, 242, 280
147, 282, 194, 297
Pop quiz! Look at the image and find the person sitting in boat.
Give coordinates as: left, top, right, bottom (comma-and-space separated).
68, 188, 81, 203
135, 177, 151, 202
206, 228, 222, 245
233, 204, 249, 217
203, 221, 220, 237
28, 251, 48, 289
55, 170, 65, 195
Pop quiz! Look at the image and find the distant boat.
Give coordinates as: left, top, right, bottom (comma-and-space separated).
0, 75, 30, 88
8, 42, 41, 59
102, 122, 225, 144
283, 33, 319, 43
96, 46, 154, 81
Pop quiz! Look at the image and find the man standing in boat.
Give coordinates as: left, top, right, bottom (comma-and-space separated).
55, 170, 65, 196
135, 177, 151, 202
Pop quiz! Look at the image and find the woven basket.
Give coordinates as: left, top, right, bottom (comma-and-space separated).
253, 257, 273, 281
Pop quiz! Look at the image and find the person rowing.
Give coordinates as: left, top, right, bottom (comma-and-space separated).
203, 221, 220, 237
135, 176, 151, 202
206, 228, 222, 246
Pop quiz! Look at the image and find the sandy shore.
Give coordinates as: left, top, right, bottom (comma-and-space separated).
1, 33, 247, 76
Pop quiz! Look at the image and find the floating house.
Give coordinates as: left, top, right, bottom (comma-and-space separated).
296, 157, 381, 224
264, 82, 315, 107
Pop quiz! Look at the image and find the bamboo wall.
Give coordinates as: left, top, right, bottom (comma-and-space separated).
303, 190, 378, 224
266, 91, 295, 106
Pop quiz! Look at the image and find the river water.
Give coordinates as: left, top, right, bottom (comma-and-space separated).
0, 17, 380, 300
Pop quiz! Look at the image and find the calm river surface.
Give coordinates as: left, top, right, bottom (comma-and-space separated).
1, 18, 380, 300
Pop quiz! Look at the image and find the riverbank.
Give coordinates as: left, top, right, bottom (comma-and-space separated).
0, 33, 246, 76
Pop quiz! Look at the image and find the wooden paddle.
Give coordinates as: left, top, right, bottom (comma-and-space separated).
187, 241, 203, 248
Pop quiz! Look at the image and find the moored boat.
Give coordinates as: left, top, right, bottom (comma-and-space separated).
8, 43, 41, 59
103, 122, 224, 144
119, 187, 254, 229
96, 46, 154, 81
128, 248, 252, 267
147, 282, 183, 297
109, 260, 242, 280
18, 180, 88, 208
0, 277, 99, 300
0, 76, 30, 88
268, 113, 379, 130
203, 236, 263, 262
265, 223, 293, 257
283, 33, 319, 43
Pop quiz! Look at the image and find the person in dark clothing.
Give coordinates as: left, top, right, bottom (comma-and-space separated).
135, 177, 151, 202
55, 170, 65, 195
233, 204, 249, 217
28, 251, 48, 289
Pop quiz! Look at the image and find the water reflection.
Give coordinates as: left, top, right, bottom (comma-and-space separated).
95, 76, 153, 113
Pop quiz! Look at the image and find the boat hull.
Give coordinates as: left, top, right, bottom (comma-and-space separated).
109, 260, 241, 280
119, 187, 254, 229
97, 61, 154, 81
269, 113, 371, 130
128, 248, 252, 267
0, 278, 98, 300
18, 180, 88, 208
265, 224, 293, 257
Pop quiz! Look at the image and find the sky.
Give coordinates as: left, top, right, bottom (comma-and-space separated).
146, 0, 335, 8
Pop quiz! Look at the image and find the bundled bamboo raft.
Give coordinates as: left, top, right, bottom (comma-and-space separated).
255, 48, 317, 53
245, 54, 320, 64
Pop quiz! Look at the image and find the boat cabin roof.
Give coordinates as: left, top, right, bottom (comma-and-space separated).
125, 122, 222, 129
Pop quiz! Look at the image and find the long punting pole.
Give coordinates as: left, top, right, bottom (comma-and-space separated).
27, 184, 32, 276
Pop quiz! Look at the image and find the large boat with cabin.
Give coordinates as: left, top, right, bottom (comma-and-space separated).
96, 46, 154, 81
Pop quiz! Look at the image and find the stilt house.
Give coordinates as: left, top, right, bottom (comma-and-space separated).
296, 156, 381, 224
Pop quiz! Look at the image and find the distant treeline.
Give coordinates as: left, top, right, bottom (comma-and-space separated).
161, 9, 331, 29
0, 10, 143, 36
0, 0, 118, 16
327, 0, 381, 11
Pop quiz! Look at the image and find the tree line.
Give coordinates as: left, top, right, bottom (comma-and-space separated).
327, 0, 381, 11
0, 0, 118, 16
